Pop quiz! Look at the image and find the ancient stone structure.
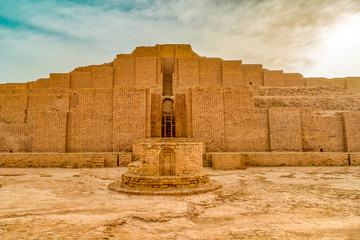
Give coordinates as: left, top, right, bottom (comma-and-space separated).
1, 44, 360, 169
109, 139, 222, 195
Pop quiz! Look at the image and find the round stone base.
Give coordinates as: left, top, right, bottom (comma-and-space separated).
108, 179, 222, 196
108, 172, 222, 196
122, 172, 210, 189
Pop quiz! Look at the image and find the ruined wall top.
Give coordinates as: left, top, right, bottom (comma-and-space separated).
120, 44, 200, 58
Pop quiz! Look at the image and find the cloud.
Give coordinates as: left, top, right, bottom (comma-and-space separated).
0, 0, 360, 83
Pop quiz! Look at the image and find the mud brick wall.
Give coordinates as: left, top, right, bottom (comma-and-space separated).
185, 88, 193, 138
67, 89, 113, 152
92, 66, 113, 88
175, 94, 187, 137
135, 57, 158, 87
284, 73, 304, 87
329, 78, 346, 88
211, 153, 246, 169
210, 152, 348, 169
132, 139, 204, 176
199, 58, 222, 86
222, 61, 244, 87
269, 108, 302, 151
304, 77, 346, 88
243, 64, 263, 86
1, 95, 27, 124
36, 78, 49, 88
263, 70, 284, 87
49, 73, 70, 89
301, 110, 345, 152
223, 88, 269, 151
150, 93, 162, 137
27, 81, 36, 89
113, 88, 149, 151
0, 83, 27, 89
0, 153, 121, 168
191, 87, 224, 151
346, 77, 360, 92
70, 72, 92, 89
0, 124, 32, 152
27, 94, 69, 121
305, 77, 328, 87
176, 58, 200, 87
32, 112, 67, 152
254, 94, 360, 112
311, 115, 345, 152
0, 95, 2, 118
344, 112, 360, 152
113, 56, 135, 87
28, 78, 49, 89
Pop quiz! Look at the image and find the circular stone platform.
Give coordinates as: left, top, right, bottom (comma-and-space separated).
108, 173, 222, 196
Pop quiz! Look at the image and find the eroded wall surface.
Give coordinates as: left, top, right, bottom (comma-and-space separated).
1, 44, 360, 154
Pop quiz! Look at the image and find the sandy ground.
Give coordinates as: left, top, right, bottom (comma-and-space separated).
0, 166, 360, 240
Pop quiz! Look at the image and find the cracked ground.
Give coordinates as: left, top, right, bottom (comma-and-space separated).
0, 166, 360, 239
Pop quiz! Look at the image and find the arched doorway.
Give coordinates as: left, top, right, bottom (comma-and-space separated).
162, 99, 175, 137
159, 147, 175, 176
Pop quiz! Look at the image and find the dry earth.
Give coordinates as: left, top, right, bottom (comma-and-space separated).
0, 166, 360, 240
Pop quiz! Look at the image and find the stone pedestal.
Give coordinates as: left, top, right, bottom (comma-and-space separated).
109, 138, 221, 195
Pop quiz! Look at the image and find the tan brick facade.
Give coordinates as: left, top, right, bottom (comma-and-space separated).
0, 44, 360, 166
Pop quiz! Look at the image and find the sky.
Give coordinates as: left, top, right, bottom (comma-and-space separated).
0, 0, 360, 83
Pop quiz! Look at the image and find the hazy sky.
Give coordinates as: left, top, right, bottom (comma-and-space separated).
1, 0, 360, 83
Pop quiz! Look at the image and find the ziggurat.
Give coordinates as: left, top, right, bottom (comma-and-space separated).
1, 44, 360, 169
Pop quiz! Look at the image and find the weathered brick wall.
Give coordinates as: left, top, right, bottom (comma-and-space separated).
284, 73, 304, 87
67, 89, 113, 152
301, 110, 345, 152
0, 152, 123, 167
243, 64, 263, 86
185, 88, 193, 138
135, 57, 158, 87
255, 94, 360, 111
0, 83, 27, 89
210, 152, 348, 169
70, 72, 92, 89
199, 58, 222, 86
36, 78, 50, 88
0, 95, 2, 119
32, 112, 67, 152
131, 46, 158, 57
302, 77, 347, 88
346, 77, 360, 92
150, 93, 162, 137
222, 61, 244, 87
305, 77, 328, 87
175, 93, 187, 137
1, 95, 27, 124
329, 78, 346, 88
113, 87, 149, 151
0, 124, 32, 152
27, 94, 69, 125
92, 66, 113, 88
343, 112, 360, 152
27, 78, 49, 89
263, 70, 284, 87
176, 58, 200, 87
191, 87, 224, 151
113, 56, 135, 87
49, 73, 70, 89
223, 88, 269, 151
132, 139, 204, 176
269, 108, 302, 151
27, 94, 69, 112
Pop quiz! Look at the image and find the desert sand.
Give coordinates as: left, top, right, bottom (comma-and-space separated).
0, 166, 359, 239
